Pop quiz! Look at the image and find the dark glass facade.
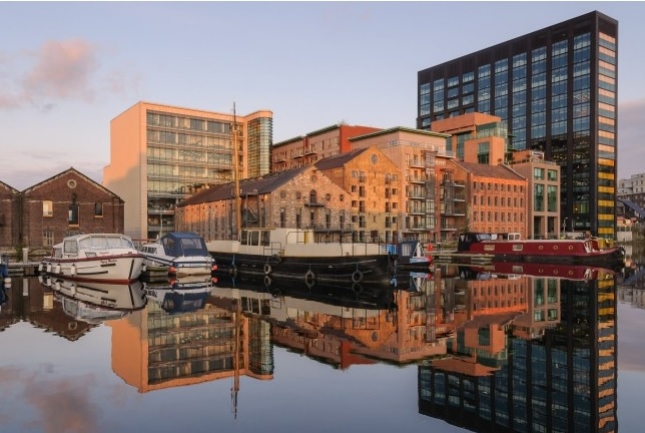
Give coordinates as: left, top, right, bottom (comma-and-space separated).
418, 277, 617, 433
417, 11, 618, 237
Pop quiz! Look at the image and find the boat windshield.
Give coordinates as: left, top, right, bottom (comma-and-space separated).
78, 235, 134, 251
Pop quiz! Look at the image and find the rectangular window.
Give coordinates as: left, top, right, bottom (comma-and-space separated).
534, 184, 544, 212
533, 168, 544, 180
43, 200, 53, 217
94, 202, 103, 217
68, 204, 79, 226
43, 230, 54, 247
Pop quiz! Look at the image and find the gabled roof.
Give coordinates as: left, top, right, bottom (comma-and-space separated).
178, 166, 309, 207
22, 167, 123, 200
452, 161, 525, 181
0, 180, 19, 194
314, 148, 368, 171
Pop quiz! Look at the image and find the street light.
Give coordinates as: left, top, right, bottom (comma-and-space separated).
562, 217, 568, 234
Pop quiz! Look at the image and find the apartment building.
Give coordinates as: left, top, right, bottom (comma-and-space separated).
103, 101, 273, 240
350, 127, 451, 244
271, 123, 381, 172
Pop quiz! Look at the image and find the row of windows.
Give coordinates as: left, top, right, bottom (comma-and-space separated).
147, 112, 232, 134
472, 211, 524, 223
42, 200, 103, 218
473, 195, 525, 207
472, 182, 524, 193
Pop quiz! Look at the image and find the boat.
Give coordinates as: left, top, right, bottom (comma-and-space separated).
458, 261, 619, 282
39, 233, 145, 283
456, 232, 625, 266
206, 228, 397, 286
388, 240, 433, 270
140, 232, 217, 277
39, 276, 148, 321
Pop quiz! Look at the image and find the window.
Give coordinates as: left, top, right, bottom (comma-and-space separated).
68, 204, 79, 226
43, 230, 54, 247
94, 202, 103, 217
43, 201, 53, 217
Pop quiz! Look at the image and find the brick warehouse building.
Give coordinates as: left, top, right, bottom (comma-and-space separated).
10, 168, 125, 256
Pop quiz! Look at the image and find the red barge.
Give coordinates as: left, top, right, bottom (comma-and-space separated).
457, 232, 625, 267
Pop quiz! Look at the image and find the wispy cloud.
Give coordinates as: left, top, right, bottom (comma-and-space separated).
23, 39, 98, 103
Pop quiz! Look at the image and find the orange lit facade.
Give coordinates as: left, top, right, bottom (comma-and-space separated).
271, 124, 381, 173
103, 101, 273, 240
350, 127, 450, 244
449, 160, 528, 238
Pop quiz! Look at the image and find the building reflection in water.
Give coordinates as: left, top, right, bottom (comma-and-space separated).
418, 263, 618, 433
0, 263, 619, 429
108, 275, 274, 410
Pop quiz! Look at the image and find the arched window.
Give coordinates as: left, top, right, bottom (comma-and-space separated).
309, 190, 318, 204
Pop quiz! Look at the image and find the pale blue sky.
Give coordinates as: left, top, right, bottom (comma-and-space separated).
1, 2, 643, 190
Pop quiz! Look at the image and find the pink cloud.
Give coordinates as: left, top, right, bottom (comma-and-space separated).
22, 39, 98, 103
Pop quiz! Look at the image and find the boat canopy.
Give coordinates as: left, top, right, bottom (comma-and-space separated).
160, 232, 209, 257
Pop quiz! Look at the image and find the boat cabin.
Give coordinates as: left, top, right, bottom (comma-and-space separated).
148, 232, 210, 258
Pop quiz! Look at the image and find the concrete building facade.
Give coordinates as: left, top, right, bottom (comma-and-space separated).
103, 101, 273, 240
510, 150, 562, 238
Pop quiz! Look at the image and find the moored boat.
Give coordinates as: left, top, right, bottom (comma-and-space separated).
457, 232, 625, 266
39, 233, 144, 283
206, 228, 397, 286
140, 232, 217, 277
388, 240, 433, 270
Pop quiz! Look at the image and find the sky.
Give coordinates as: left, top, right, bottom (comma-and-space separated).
1, 1, 644, 191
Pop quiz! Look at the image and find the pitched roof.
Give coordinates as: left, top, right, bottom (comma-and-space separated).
452, 161, 525, 181
178, 166, 309, 207
22, 167, 123, 199
314, 148, 368, 171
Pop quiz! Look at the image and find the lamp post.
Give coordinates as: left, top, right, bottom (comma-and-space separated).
562, 217, 568, 235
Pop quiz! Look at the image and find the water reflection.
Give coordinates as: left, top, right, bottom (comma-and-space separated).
0, 261, 627, 432
419, 262, 618, 433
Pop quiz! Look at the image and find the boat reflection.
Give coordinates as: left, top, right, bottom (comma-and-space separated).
458, 261, 619, 282
143, 276, 216, 315
39, 276, 147, 324
418, 263, 618, 432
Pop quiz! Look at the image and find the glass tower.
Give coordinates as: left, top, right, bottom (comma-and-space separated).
417, 11, 618, 237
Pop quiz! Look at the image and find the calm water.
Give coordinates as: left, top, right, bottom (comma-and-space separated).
1, 257, 644, 433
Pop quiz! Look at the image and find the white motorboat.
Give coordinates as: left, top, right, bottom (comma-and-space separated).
140, 232, 216, 277
39, 233, 144, 284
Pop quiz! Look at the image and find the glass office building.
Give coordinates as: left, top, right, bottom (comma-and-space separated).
417, 11, 618, 237
103, 102, 273, 240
